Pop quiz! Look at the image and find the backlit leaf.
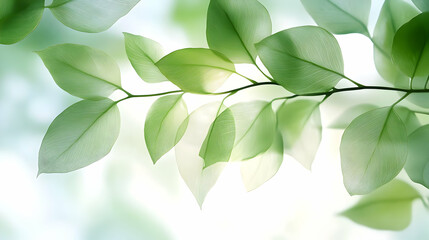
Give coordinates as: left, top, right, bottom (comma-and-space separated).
405, 125, 429, 188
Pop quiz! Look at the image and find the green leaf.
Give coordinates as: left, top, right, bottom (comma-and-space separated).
37, 44, 122, 100
144, 94, 188, 164
412, 0, 429, 12
206, 0, 272, 63
256, 26, 344, 94
277, 100, 321, 170
300, 0, 371, 35
156, 48, 235, 94
341, 180, 421, 230
199, 108, 235, 168
329, 104, 378, 129
123, 33, 168, 83
395, 106, 421, 135
175, 102, 228, 207
47, 0, 139, 33
230, 101, 277, 161
39, 99, 120, 174
392, 12, 429, 82
240, 132, 283, 191
340, 107, 408, 195
373, 0, 419, 85
0, 0, 45, 44
405, 125, 429, 188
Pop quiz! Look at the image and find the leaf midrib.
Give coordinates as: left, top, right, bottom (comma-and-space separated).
56, 58, 121, 90
268, 47, 345, 80
327, 0, 368, 33
235, 103, 271, 148
55, 102, 116, 161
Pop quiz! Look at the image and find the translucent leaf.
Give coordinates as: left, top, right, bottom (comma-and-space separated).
300, 0, 371, 35
156, 48, 235, 94
124, 33, 168, 83
329, 104, 378, 129
405, 125, 429, 188
206, 0, 272, 63
392, 13, 429, 80
230, 101, 277, 161
373, 0, 419, 85
199, 108, 235, 168
412, 0, 429, 12
39, 99, 120, 174
48, 0, 139, 33
277, 100, 321, 170
340, 107, 408, 195
395, 106, 420, 135
240, 132, 283, 191
341, 180, 421, 230
256, 26, 344, 94
144, 94, 188, 164
0, 0, 44, 44
37, 44, 122, 100
175, 103, 227, 207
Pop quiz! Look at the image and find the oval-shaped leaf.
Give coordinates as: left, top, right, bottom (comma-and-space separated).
47, 0, 139, 33
277, 100, 322, 170
341, 180, 421, 230
37, 44, 122, 100
124, 33, 168, 83
175, 102, 227, 207
412, 0, 429, 12
340, 107, 408, 195
405, 125, 429, 188
39, 99, 120, 174
256, 26, 344, 94
144, 94, 188, 164
0, 0, 44, 45
230, 101, 277, 161
206, 0, 272, 63
156, 48, 235, 94
329, 104, 378, 129
392, 12, 429, 81
199, 108, 235, 168
300, 0, 371, 35
240, 132, 283, 192
373, 0, 419, 85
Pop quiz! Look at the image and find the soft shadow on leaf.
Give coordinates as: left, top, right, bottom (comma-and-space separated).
405, 125, 429, 189
329, 104, 378, 129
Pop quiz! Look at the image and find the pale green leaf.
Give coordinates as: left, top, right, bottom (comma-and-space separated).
256, 26, 344, 94
277, 100, 321, 170
240, 132, 283, 191
48, 0, 139, 33
301, 0, 371, 35
0, 0, 44, 44
412, 0, 429, 12
156, 48, 235, 94
405, 125, 429, 188
373, 0, 419, 85
230, 101, 277, 161
340, 107, 408, 195
392, 13, 429, 81
37, 44, 122, 100
200, 108, 235, 168
341, 180, 421, 230
39, 99, 120, 174
175, 102, 227, 207
206, 0, 272, 63
144, 94, 188, 164
124, 33, 168, 83
329, 104, 378, 129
